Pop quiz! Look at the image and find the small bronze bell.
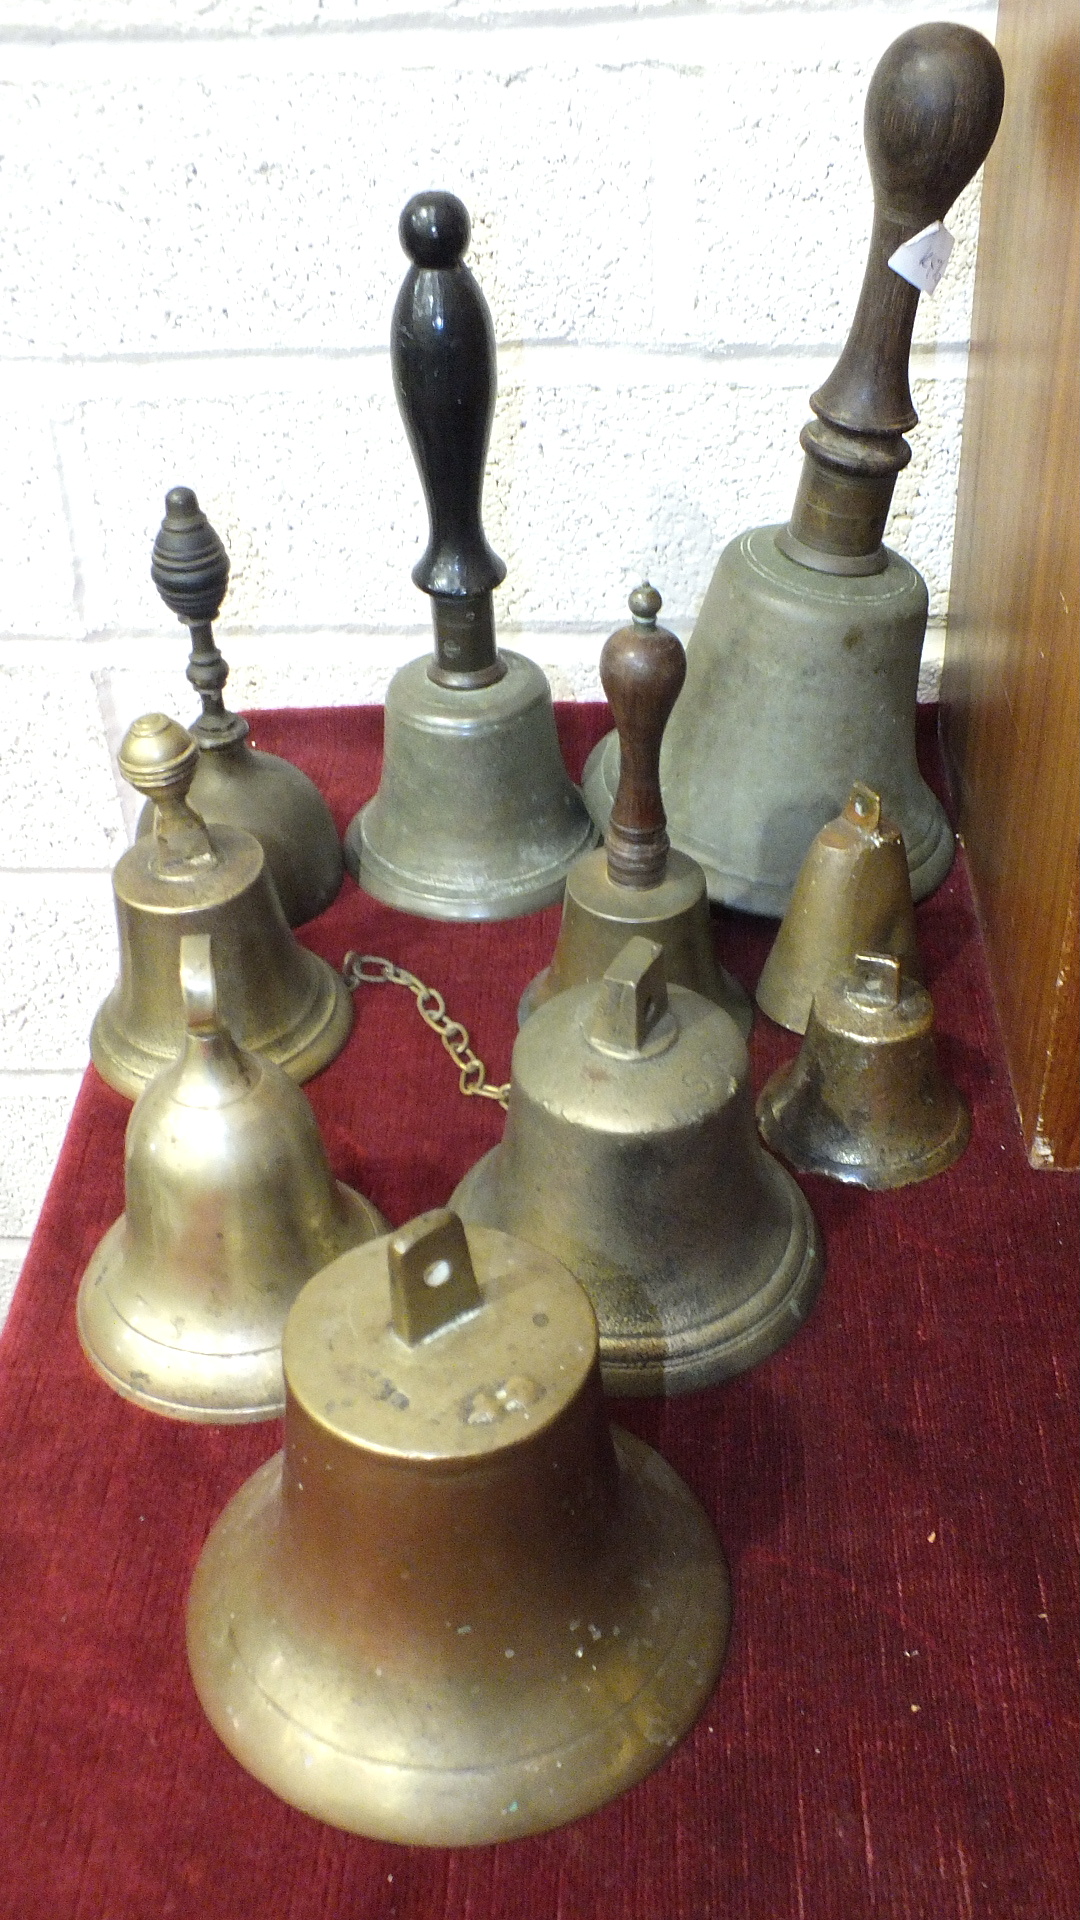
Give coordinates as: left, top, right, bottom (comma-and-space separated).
453, 938, 822, 1394
78, 935, 385, 1422
520, 585, 751, 1036
756, 782, 920, 1034
92, 714, 352, 1098
344, 192, 595, 920
187, 1208, 730, 1842
757, 952, 970, 1188
141, 486, 344, 927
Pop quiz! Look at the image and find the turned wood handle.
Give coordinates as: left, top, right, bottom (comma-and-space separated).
151, 486, 230, 627
603, 586, 686, 890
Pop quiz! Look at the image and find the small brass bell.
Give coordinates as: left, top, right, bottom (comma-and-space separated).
453, 938, 822, 1394
91, 713, 352, 1098
520, 585, 751, 1036
141, 486, 344, 927
78, 935, 385, 1422
756, 782, 920, 1034
187, 1208, 730, 1842
344, 192, 595, 920
757, 951, 970, 1188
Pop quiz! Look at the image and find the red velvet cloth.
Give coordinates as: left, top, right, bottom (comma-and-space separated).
0, 706, 1075, 1920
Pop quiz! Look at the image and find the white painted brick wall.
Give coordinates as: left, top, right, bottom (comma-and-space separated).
0, 0, 996, 1319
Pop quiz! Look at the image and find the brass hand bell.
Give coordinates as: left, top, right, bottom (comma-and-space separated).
344, 191, 595, 920
583, 25, 1004, 913
756, 782, 920, 1034
92, 714, 352, 1098
78, 934, 385, 1422
187, 1209, 730, 1842
520, 585, 751, 1036
453, 937, 822, 1395
143, 486, 344, 927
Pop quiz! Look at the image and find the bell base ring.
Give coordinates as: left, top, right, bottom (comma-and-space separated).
757, 1061, 971, 1190
76, 1187, 388, 1423
187, 1428, 729, 1844
347, 810, 580, 922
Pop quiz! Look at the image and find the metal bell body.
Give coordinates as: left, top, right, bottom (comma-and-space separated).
454, 939, 822, 1395
186, 1211, 730, 1843
78, 940, 385, 1421
756, 783, 921, 1033
521, 846, 751, 1033
757, 953, 970, 1188
346, 650, 596, 920
583, 528, 952, 915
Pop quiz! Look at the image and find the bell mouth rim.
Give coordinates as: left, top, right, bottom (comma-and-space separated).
757, 1063, 971, 1189
347, 811, 596, 922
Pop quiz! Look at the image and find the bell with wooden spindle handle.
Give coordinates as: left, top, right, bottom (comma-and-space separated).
583, 23, 1004, 914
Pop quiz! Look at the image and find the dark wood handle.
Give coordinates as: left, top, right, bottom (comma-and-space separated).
150, 488, 244, 745
602, 586, 686, 890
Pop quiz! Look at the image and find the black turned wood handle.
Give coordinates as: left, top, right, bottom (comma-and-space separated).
150, 488, 244, 746
785, 25, 1004, 569
392, 192, 507, 683
602, 586, 686, 890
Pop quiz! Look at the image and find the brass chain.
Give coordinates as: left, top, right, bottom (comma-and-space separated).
341, 952, 510, 1109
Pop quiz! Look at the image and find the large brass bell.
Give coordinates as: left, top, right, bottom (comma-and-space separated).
758, 951, 970, 1188
92, 713, 352, 1098
520, 585, 751, 1036
187, 1208, 730, 1843
78, 935, 385, 1422
756, 782, 920, 1034
344, 192, 595, 920
453, 937, 822, 1394
583, 25, 1004, 912
142, 486, 344, 927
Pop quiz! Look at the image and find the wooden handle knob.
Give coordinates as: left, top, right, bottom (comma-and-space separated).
602, 586, 686, 890
151, 487, 230, 627
863, 23, 1006, 232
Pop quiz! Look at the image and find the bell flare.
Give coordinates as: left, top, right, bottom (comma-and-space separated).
344, 651, 596, 921
185, 1219, 730, 1842
518, 846, 752, 1038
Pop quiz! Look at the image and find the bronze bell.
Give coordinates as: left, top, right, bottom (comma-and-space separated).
78, 934, 385, 1422
141, 486, 344, 927
186, 1208, 730, 1843
757, 951, 970, 1188
756, 782, 920, 1034
520, 585, 751, 1036
453, 937, 822, 1395
343, 192, 595, 920
91, 713, 352, 1099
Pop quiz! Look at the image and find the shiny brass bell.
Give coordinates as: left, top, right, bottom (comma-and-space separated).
142, 486, 344, 927
757, 952, 970, 1188
78, 935, 385, 1422
520, 585, 751, 1036
453, 937, 822, 1394
344, 193, 595, 920
187, 1207, 730, 1842
756, 783, 920, 1034
91, 714, 352, 1098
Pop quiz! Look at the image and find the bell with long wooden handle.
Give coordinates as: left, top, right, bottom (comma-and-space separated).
91, 713, 352, 1098
186, 1208, 730, 1842
453, 937, 822, 1394
140, 487, 344, 927
519, 585, 751, 1035
344, 192, 596, 920
756, 782, 921, 1033
757, 951, 970, 1187
584, 24, 1004, 914
78, 934, 385, 1422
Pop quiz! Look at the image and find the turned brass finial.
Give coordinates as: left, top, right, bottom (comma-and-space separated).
119, 714, 216, 875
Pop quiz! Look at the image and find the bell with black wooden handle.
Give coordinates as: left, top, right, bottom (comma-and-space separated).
584, 23, 1004, 914
142, 487, 344, 927
520, 584, 750, 1035
344, 191, 595, 920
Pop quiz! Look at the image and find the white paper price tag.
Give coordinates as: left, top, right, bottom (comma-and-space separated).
888, 221, 954, 296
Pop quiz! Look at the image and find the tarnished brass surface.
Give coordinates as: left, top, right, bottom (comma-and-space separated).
78, 935, 384, 1423
91, 715, 351, 1098
757, 952, 970, 1188
756, 783, 921, 1033
186, 1210, 730, 1843
455, 938, 822, 1395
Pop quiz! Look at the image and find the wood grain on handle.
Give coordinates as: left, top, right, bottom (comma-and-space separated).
603, 586, 686, 890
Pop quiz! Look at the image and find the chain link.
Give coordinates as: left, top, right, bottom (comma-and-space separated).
341, 952, 510, 1109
